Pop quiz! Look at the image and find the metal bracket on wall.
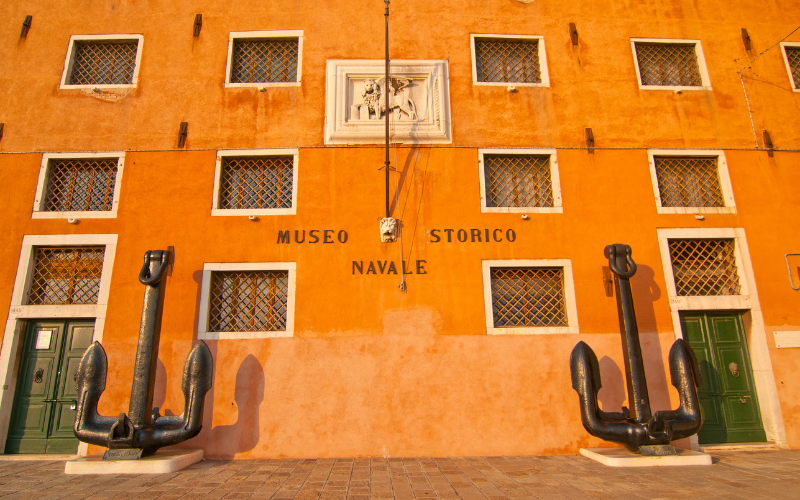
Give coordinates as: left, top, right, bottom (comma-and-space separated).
785, 253, 800, 290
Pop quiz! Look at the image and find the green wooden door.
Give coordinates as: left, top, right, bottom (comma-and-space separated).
680, 311, 766, 444
4, 320, 95, 454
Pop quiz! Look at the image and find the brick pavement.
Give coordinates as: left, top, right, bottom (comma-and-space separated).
0, 450, 798, 500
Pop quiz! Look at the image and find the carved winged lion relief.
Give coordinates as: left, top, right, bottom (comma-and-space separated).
354, 77, 417, 121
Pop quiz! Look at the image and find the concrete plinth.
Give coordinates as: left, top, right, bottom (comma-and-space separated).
65, 449, 203, 474
580, 447, 712, 467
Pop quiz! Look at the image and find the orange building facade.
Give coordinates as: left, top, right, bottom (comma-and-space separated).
1, 1, 800, 459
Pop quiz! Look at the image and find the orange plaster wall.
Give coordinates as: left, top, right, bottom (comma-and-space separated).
0, 1, 800, 457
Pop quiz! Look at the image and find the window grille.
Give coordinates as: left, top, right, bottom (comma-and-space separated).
491, 268, 566, 327
669, 239, 740, 296
484, 155, 553, 208
654, 157, 723, 207
786, 47, 800, 88
27, 247, 105, 305
230, 38, 299, 83
635, 43, 703, 86
218, 156, 293, 210
475, 38, 542, 83
209, 271, 288, 332
68, 40, 138, 85
43, 159, 118, 212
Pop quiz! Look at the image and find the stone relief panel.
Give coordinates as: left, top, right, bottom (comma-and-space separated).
325, 60, 452, 144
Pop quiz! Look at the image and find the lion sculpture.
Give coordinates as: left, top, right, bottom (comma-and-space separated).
356, 77, 417, 121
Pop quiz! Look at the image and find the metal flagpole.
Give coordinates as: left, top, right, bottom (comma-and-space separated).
384, 0, 390, 219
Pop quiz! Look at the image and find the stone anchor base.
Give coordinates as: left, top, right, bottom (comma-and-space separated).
65, 449, 203, 474
580, 447, 712, 467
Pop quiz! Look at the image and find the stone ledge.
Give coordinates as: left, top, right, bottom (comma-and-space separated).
580, 447, 712, 467
699, 441, 781, 452
65, 449, 203, 474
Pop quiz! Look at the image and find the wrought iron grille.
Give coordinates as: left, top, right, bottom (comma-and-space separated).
44, 159, 118, 212
68, 40, 138, 85
786, 47, 800, 88
475, 38, 542, 83
635, 43, 702, 86
484, 155, 553, 208
218, 156, 293, 210
230, 38, 299, 83
491, 268, 566, 327
669, 239, 740, 296
654, 157, 723, 207
209, 271, 288, 332
27, 247, 105, 305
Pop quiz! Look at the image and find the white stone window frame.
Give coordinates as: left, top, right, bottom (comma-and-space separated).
211, 149, 298, 217
470, 34, 551, 87
630, 38, 712, 91
197, 262, 296, 340
647, 149, 736, 214
478, 148, 562, 214
32, 152, 125, 220
779, 42, 800, 92
0, 233, 118, 457
656, 227, 787, 449
224, 30, 303, 89
59, 34, 144, 90
481, 259, 579, 335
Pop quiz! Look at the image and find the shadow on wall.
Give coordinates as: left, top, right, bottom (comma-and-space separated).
200, 351, 265, 459
598, 355, 626, 413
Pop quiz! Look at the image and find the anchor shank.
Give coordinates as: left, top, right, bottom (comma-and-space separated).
128, 250, 169, 427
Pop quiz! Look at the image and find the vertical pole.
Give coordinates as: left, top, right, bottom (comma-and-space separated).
384, 0, 390, 219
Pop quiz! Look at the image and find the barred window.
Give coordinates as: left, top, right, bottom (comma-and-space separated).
635, 43, 703, 87
68, 40, 139, 85
784, 46, 800, 88
654, 156, 723, 207
27, 247, 105, 305
669, 239, 741, 296
230, 38, 299, 83
43, 159, 118, 212
491, 268, 566, 327
208, 271, 289, 332
474, 37, 542, 83
484, 154, 553, 208
218, 156, 293, 210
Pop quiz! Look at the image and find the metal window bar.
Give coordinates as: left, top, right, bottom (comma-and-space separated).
654, 156, 724, 207
43, 159, 118, 212
27, 247, 105, 305
491, 268, 566, 327
475, 38, 542, 83
209, 271, 288, 332
668, 239, 741, 296
218, 156, 293, 210
68, 40, 138, 85
230, 38, 299, 83
786, 47, 800, 88
484, 155, 554, 208
635, 43, 703, 86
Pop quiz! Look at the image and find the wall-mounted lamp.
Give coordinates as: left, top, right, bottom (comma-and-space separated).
585, 127, 595, 153
741, 28, 752, 51
21, 15, 32, 38
764, 129, 774, 157
569, 23, 579, 46
193, 14, 202, 37
602, 266, 613, 297
178, 122, 188, 148
0, 123, 4, 142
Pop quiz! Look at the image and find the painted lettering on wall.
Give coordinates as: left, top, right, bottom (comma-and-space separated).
352, 260, 427, 275
277, 230, 349, 244
427, 228, 516, 243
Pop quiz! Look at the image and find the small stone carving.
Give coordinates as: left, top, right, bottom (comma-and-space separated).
355, 77, 417, 121
380, 217, 398, 243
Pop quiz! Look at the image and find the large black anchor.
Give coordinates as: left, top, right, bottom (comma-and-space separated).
74, 250, 213, 457
570, 244, 702, 455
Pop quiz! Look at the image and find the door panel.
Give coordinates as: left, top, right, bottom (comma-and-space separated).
49, 323, 93, 440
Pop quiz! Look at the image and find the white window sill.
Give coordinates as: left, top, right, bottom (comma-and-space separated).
32, 211, 117, 219
224, 82, 301, 89
481, 206, 563, 214
656, 206, 736, 215
198, 330, 292, 340
211, 208, 296, 217
59, 84, 136, 90
638, 85, 712, 91
473, 81, 549, 88
488, 326, 579, 335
